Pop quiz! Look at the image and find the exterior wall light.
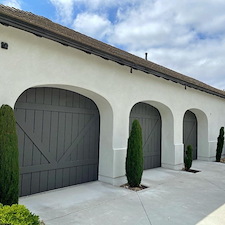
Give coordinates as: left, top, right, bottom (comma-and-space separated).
1, 42, 8, 50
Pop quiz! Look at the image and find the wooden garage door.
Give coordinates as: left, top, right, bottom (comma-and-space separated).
15, 87, 100, 196
130, 102, 161, 170
183, 110, 197, 160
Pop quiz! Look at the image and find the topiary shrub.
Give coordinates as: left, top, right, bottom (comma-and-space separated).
0, 203, 40, 225
0, 104, 19, 205
126, 119, 143, 187
216, 127, 224, 162
184, 145, 193, 171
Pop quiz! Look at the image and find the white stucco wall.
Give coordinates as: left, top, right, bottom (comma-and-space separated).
1, 24, 225, 185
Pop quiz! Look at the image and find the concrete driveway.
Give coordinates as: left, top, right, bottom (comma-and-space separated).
19, 161, 225, 225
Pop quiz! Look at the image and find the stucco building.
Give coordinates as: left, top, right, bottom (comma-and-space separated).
0, 5, 225, 196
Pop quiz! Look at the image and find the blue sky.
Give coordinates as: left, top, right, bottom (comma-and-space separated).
1, 0, 225, 90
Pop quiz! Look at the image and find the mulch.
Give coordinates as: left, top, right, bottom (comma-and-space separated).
220, 157, 225, 163
182, 168, 201, 173
120, 183, 148, 192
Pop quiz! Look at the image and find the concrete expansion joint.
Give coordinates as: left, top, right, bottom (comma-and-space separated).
45, 191, 133, 223
200, 176, 225, 192
136, 192, 153, 225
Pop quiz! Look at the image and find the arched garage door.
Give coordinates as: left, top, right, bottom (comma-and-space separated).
15, 87, 100, 196
130, 102, 161, 170
183, 110, 197, 160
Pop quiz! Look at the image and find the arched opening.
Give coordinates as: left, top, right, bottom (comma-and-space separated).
15, 87, 101, 196
183, 110, 197, 159
129, 102, 162, 169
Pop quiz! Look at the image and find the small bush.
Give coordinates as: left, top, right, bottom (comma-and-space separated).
216, 127, 224, 162
184, 145, 193, 171
0, 203, 40, 225
126, 120, 143, 187
0, 104, 19, 205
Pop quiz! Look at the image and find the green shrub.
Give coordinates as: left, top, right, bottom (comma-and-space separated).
216, 127, 224, 162
126, 120, 143, 187
0, 104, 19, 205
184, 145, 193, 171
0, 203, 40, 225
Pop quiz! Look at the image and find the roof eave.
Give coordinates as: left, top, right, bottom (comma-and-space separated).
0, 13, 224, 99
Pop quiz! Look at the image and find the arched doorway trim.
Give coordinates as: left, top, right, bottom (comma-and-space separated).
129, 100, 175, 170
183, 110, 197, 159
130, 102, 162, 169
14, 85, 114, 195
189, 108, 209, 160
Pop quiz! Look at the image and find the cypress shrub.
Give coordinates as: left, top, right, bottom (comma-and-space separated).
126, 119, 143, 187
216, 127, 224, 162
184, 145, 193, 171
0, 104, 19, 205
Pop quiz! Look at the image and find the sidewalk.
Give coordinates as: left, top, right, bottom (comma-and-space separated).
20, 161, 225, 225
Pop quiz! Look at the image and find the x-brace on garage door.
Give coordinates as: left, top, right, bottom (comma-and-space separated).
15, 87, 100, 196
130, 102, 161, 170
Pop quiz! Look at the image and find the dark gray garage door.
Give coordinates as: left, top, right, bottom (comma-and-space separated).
130, 102, 161, 170
183, 110, 197, 160
15, 87, 100, 196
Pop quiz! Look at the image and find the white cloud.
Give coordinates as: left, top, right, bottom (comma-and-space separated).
110, 1, 194, 48
174, 0, 225, 35
73, 13, 112, 40
2, 0, 21, 9
49, 0, 75, 24
49, 0, 141, 24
